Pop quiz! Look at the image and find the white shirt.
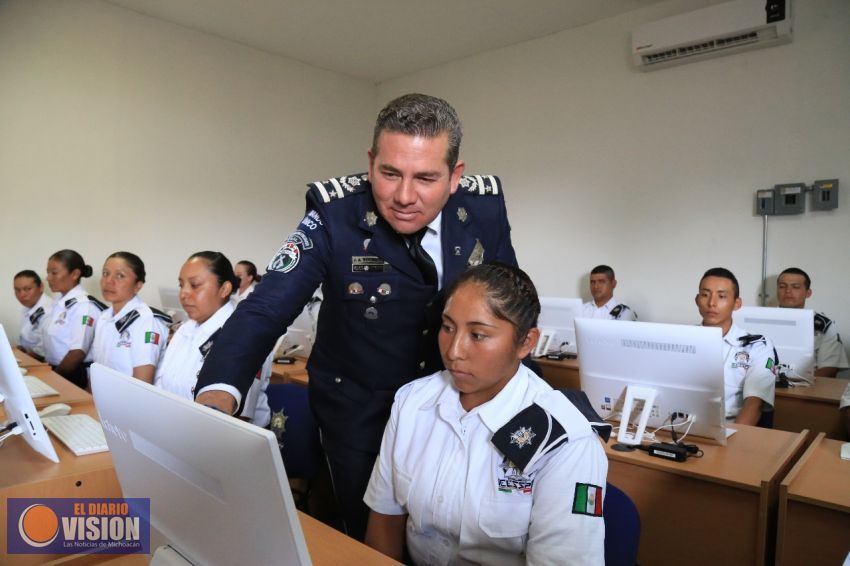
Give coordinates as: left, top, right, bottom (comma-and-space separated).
814, 313, 850, 370
42, 285, 102, 366
154, 302, 269, 425
840, 381, 850, 410
231, 282, 256, 306
420, 212, 444, 289
90, 296, 170, 377
581, 297, 636, 321
722, 323, 777, 419
18, 293, 53, 357
365, 365, 607, 566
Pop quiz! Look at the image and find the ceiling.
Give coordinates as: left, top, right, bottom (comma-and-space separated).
105, 0, 672, 83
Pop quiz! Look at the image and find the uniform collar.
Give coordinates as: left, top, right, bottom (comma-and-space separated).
106, 295, 142, 322
197, 301, 234, 335
595, 296, 618, 312
722, 323, 747, 345
23, 293, 50, 316
60, 285, 87, 303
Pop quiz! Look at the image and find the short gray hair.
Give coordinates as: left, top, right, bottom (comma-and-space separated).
372, 93, 463, 170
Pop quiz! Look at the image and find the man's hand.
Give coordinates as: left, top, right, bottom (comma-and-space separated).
195, 390, 237, 415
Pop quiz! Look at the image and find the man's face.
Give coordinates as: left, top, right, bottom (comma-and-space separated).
696, 276, 741, 331
589, 273, 616, 305
777, 273, 811, 309
368, 131, 465, 235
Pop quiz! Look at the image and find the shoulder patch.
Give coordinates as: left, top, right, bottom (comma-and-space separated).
739, 333, 766, 347
29, 306, 46, 326
610, 304, 632, 319
150, 307, 173, 325
199, 328, 222, 360
558, 389, 613, 442
458, 174, 501, 195
64, 297, 78, 309
814, 312, 833, 334
115, 309, 141, 334
572, 483, 604, 517
88, 295, 108, 311
308, 173, 368, 204
492, 403, 568, 473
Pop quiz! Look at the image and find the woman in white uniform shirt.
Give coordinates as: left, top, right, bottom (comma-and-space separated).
232, 260, 261, 305
155, 251, 270, 426
365, 263, 607, 565
13, 270, 54, 359
90, 252, 171, 383
43, 249, 106, 388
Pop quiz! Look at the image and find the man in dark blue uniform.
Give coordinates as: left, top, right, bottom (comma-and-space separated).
195, 93, 518, 540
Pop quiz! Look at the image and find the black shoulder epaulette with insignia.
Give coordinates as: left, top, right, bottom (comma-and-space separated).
308, 173, 369, 204
88, 296, 108, 311
739, 334, 766, 347
610, 304, 633, 319
29, 307, 46, 326
814, 312, 833, 334
458, 174, 501, 196
65, 297, 78, 309
199, 328, 221, 360
150, 307, 173, 325
492, 403, 568, 473
115, 310, 140, 334
557, 389, 613, 443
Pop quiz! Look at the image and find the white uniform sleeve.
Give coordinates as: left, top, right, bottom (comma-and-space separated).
526, 434, 607, 566
129, 314, 168, 370
743, 340, 777, 408
816, 323, 850, 370
363, 391, 407, 516
619, 307, 638, 322
840, 382, 850, 410
67, 302, 98, 353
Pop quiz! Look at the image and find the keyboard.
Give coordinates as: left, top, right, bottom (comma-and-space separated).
25, 376, 60, 398
42, 414, 109, 456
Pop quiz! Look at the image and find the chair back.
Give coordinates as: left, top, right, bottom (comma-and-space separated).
604, 482, 640, 566
266, 383, 322, 480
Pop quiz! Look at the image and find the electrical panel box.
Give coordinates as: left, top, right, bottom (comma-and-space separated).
773, 183, 806, 215
755, 189, 775, 215
811, 179, 839, 211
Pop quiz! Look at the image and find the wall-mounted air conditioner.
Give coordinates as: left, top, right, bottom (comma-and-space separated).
632, 0, 792, 71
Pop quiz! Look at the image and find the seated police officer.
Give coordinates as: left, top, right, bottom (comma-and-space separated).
696, 267, 777, 426
194, 93, 518, 540
580, 265, 636, 321
777, 267, 849, 377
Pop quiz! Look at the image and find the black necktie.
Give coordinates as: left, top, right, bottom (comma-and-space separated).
407, 228, 438, 287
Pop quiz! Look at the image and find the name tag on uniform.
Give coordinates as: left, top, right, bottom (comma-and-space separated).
351, 256, 391, 273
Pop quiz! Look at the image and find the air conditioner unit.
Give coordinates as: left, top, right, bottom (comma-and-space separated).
632, 0, 792, 71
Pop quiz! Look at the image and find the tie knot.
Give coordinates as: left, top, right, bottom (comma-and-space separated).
415, 227, 428, 244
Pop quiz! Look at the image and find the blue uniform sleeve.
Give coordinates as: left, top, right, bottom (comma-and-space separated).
195, 204, 330, 407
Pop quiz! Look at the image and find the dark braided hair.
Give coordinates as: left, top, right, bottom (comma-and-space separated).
445, 262, 540, 345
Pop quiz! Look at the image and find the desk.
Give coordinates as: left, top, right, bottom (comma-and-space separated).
25, 365, 93, 408
606, 425, 807, 565
776, 433, 850, 565
774, 377, 847, 440
15, 349, 49, 369
272, 357, 309, 386
536, 356, 580, 390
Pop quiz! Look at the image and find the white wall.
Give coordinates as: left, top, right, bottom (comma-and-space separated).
0, 0, 375, 336
378, 0, 850, 361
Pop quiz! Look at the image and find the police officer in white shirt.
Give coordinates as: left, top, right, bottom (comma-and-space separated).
365, 263, 607, 565
840, 381, 850, 438
43, 249, 106, 388
91, 252, 171, 383
696, 267, 777, 426
777, 267, 849, 377
232, 260, 260, 306
581, 265, 637, 321
13, 270, 54, 358
154, 252, 270, 427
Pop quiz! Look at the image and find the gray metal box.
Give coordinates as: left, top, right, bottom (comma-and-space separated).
773, 183, 806, 215
755, 189, 775, 215
811, 179, 839, 211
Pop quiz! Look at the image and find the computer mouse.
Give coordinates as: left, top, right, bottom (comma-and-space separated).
38, 403, 72, 419
19, 367, 28, 375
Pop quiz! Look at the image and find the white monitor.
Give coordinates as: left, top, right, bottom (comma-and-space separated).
576, 318, 727, 445
277, 294, 321, 359
90, 363, 311, 566
537, 297, 583, 356
733, 306, 814, 383
0, 324, 59, 462
158, 286, 188, 324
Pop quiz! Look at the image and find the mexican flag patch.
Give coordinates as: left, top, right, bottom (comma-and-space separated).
82, 316, 94, 327
572, 483, 603, 517
145, 331, 160, 345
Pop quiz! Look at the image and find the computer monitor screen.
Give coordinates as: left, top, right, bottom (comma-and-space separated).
0, 324, 59, 462
158, 286, 188, 323
733, 307, 814, 383
576, 318, 727, 444
537, 297, 583, 355
90, 363, 311, 566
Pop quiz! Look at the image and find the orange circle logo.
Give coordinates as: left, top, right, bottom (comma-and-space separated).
18, 504, 60, 547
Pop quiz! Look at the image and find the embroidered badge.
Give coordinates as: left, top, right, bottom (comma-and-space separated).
145, 332, 160, 345
509, 426, 536, 449
572, 483, 603, 517
732, 351, 750, 370
268, 241, 300, 273
365, 211, 378, 227
287, 230, 314, 250
117, 330, 132, 348
496, 457, 535, 494
270, 409, 289, 448
82, 316, 94, 327
456, 207, 468, 223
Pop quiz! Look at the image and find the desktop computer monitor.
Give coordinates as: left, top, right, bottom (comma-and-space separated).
0, 324, 59, 462
158, 286, 188, 324
575, 318, 727, 445
536, 297, 583, 356
90, 363, 311, 566
732, 306, 814, 383
276, 294, 321, 359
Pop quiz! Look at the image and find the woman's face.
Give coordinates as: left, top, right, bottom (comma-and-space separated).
101, 257, 143, 313
46, 259, 79, 294
438, 281, 538, 411
14, 276, 43, 309
178, 258, 231, 324
234, 264, 252, 292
